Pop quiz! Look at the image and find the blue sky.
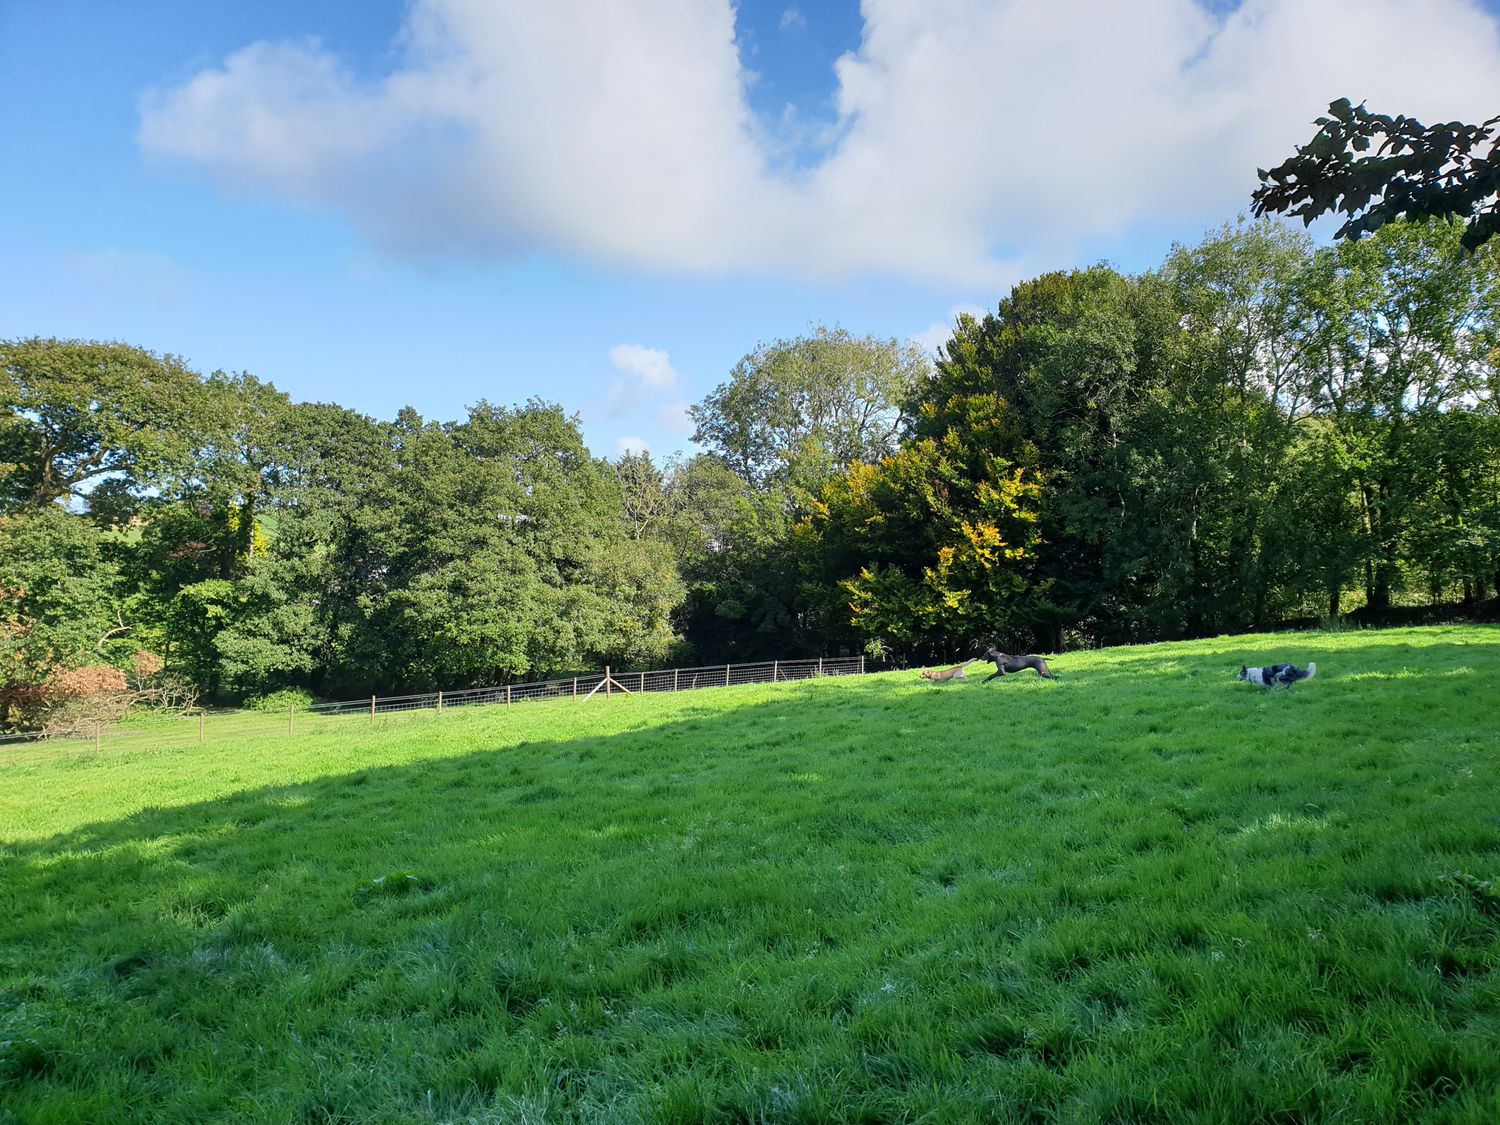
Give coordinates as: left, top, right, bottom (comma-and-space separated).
3, 0, 1498, 459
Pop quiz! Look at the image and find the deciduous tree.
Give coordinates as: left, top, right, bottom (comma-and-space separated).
691, 325, 929, 492
0, 338, 216, 513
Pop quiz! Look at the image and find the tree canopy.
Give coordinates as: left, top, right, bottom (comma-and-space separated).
4, 220, 1499, 727
0, 338, 218, 513
690, 325, 929, 492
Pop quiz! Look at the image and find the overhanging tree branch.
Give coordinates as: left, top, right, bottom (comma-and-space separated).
1253, 98, 1500, 251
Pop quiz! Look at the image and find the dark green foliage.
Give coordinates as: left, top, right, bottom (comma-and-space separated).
0, 507, 126, 726
909, 265, 1174, 646
677, 327, 929, 662
354, 400, 681, 690
1254, 98, 1500, 251
0, 344, 687, 710
664, 453, 812, 661
831, 219, 1500, 657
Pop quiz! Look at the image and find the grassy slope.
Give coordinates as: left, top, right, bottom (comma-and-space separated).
1, 626, 1498, 1124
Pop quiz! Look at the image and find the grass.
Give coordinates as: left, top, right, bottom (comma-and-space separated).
2, 625, 1498, 1123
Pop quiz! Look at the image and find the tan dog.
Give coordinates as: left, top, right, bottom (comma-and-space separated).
919, 659, 978, 683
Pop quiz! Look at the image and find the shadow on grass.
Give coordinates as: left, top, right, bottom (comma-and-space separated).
2, 682, 1044, 1118
3, 632, 1499, 1122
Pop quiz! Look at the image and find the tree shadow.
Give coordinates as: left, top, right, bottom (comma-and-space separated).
3, 638, 1497, 1121
3, 679, 1027, 1117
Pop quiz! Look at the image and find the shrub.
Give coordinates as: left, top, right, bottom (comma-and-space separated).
131, 650, 164, 679
48, 665, 128, 700
42, 664, 131, 738
243, 687, 316, 712
40, 655, 197, 739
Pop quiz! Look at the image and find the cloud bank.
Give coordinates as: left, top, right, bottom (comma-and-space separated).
140, 0, 1500, 286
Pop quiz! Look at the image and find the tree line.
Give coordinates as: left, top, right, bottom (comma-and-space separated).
3, 219, 1497, 727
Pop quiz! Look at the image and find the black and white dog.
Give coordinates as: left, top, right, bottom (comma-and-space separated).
1236, 662, 1316, 688
982, 648, 1055, 682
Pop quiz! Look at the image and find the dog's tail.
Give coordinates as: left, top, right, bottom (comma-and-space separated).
1302, 662, 1316, 681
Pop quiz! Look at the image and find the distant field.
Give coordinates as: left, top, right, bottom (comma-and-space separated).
2, 626, 1498, 1123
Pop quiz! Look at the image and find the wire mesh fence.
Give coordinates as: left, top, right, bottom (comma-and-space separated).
1, 656, 866, 767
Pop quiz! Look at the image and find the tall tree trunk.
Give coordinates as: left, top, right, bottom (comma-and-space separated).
1367, 479, 1396, 614
1358, 479, 1379, 611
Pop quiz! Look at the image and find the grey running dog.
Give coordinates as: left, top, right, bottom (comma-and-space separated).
982, 649, 1055, 682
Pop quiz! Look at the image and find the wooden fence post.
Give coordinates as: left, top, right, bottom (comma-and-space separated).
724, 664, 730, 687
860, 655, 866, 675
818, 657, 824, 676
199, 713, 205, 743
507, 685, 512, 706
674, 668, 679, 692
773, 659, 779, 682
639, 671, 645, 694
437, 690, 443, 711
371, 695, 376, 725
605, 666, 611, 698
573, 677, 578, 700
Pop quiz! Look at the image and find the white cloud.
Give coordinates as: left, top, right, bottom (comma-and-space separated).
779, 7, 807, 32
601, 342, 683, 421
609, 343, 680, 390
617, 435, 651, 456
139, 0, 1500, 286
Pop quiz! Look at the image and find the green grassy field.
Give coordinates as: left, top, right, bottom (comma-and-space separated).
2, 626, 1498, 1123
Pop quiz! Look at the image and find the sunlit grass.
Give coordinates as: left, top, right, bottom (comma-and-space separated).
2, 626, 1498, 1122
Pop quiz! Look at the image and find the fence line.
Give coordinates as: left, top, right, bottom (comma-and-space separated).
1, 655, 867, 764
305, 656, 864, 718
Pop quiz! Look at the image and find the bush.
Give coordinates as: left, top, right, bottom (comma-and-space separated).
131, 650, 164, 679
48, 665, 128, 700
243, 687, 316, 712
39, 655, 197, 739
